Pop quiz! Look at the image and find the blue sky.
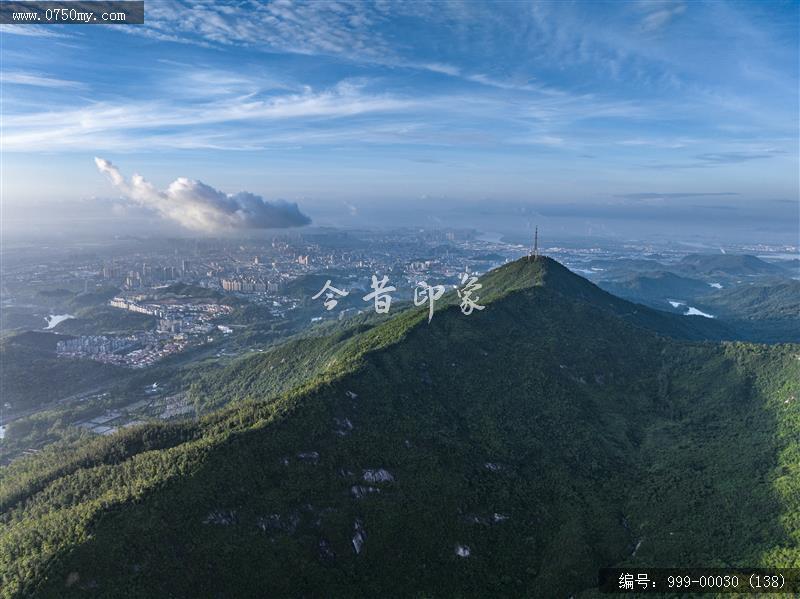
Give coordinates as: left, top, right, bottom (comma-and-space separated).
1, 0, 798, 237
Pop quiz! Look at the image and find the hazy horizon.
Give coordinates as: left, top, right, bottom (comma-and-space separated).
2, 0, 798, 247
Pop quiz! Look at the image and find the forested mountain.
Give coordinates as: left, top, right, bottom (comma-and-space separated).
597, 271, 711, 305
677, 253, 787, 276
1, 258, 798, 598
595, 271, 800, 344
697, 280, 800, 321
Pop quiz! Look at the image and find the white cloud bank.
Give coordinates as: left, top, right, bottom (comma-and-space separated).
94, 157, 310, 232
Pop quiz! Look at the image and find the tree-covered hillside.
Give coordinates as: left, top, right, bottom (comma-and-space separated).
697, 279, 800, 321
597, 271, 712, 305
1, 258, 798, 598
0, 332, 123, 412
677, 253, 787, 276
599, 277, 800, 344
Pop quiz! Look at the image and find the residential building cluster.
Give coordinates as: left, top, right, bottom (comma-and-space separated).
56, 331, 193, 368
221, 277, 280, 293
56, 335, 132, 356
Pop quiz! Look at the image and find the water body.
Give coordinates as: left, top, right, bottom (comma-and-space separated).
685, 307, 715, 318
44, 314, 74, 329
667, 301, 714, 318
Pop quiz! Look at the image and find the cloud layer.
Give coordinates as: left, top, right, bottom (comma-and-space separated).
95, 157, 310, 232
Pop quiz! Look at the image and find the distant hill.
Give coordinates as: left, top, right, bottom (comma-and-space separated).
598, 271, 711, 305
585, 257, 667, 272
156, 283, 229, 301
691, 280, 800, 343
1, 257, 797, 598
780, 259, 799, 275
68, 287, 120, 310
3, 331, 70, 353
594, 255, 799, 343
55, 306, 157, 335
678, 253, 786, 276
699, 280, 800, 320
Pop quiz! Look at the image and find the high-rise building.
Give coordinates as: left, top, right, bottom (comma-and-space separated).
221, 277, 268, 293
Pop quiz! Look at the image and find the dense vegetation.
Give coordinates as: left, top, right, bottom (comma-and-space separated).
597, 271, 711, 304
697, 279, 800, 321
0, 332, 123, 412
55, 306, 157, 336
693, 280, 800, 343
599, 272, 800, 343
677, 253, 787, 276
0, 258, 798, 597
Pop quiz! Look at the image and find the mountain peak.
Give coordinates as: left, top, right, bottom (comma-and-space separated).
473, 255, 734, 341
479, 255, 610, 304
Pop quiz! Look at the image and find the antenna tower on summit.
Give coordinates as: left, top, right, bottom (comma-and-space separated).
529, 226, 539, 261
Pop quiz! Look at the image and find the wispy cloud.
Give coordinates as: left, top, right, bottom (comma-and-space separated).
638, 1, 686, 32
642, 148, 788, 170
0, 24, 73, 38
616, 192, 739, 200
2, 65, 658, 152
125, 0, 394, 61
617, 137, 694, 149
695, 150, 786, 164
1, 72, 86, 89
2, 81, 421, 151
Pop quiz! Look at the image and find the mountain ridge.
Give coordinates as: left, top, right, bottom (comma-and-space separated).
678, 253, 787, 276
1, 257, 798, 598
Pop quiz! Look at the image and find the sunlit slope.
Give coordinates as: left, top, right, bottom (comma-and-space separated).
0, 258, 798, 598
